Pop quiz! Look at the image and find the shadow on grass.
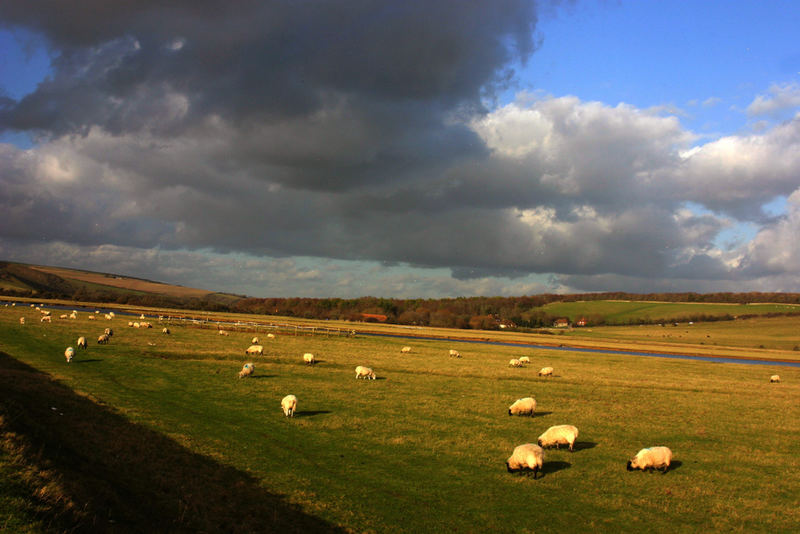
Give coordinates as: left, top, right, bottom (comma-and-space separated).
0, 351, 346, 533
293, 410, 332, 418
542, 461, 571, 476
534, 411, 553, 418
572, 441, 598, 451
248, 374, 276, 379
627, 460, 682, 473
72, 359, 103, 364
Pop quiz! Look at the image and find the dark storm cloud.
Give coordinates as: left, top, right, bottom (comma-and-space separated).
3, 2, 800, 295
0, 1, 536, 132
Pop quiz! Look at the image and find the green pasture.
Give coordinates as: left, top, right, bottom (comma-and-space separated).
542, 300, 800, 324
565, 315, 800, 352
1, 305, 799, 532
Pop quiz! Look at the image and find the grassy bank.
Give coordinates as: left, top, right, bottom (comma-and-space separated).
1, 305, 799, 532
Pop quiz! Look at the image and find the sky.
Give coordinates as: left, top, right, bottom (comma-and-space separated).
1, 0, 799, 298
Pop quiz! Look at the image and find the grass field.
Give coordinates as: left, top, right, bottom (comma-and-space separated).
541, 300, 800, 324
564, 315, 800, 352
1, 304, 799, 532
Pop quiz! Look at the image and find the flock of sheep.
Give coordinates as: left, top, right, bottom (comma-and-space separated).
15, 302, 786, 480
503, 393, 671, 478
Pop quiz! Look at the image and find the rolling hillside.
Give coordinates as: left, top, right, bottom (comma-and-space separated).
0, 261, 244, 307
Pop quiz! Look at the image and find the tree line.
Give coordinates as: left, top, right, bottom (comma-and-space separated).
4, 281, 800, 330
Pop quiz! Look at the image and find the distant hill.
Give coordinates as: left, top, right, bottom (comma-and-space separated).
0, 261, 245, 310
4, 260, 800, 327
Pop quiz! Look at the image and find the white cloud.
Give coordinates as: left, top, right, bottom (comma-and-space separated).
746, 82, 800, 117
3, 91, 800, 295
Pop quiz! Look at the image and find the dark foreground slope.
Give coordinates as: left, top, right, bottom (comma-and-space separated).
0, 351, 343, 533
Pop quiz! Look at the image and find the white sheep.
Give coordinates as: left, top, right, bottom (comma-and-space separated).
128, 321, 134, 327
251, 336, 259, 344
65, 347, 74, 363
19, 317, 25, 325
69, 313, 77, 319
355, 365, 376, 380
627, 446, 673, 473
281, 394, 297, 417
218, 330, 229, 336
40, 315, 51, 323
303, 353, 316, 365
60, 314, 68, 319
238, 362, 255, 378
538, 366, 554, 377
77, 336, 87, 349
245, 345, 263, 356
538, 425, 579, 452
97, 333, 109, 344
87, 315, 96, 320
267, 333, 275, 339
770, 375, 781, 383
104, 327, 113, 337
508, 397, 537, 417
506, 443, 544, 478
509, 359, 522, 367
401, 346, 412, 354
104, 314, 113, 320
162, 327, 170, 335
519, 356, 531, 364
449, 349, 461, 358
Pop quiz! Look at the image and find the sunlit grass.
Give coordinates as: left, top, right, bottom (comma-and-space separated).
1, 305, 799, 532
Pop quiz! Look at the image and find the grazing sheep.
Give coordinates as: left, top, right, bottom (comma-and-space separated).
104, 314, 113, 320
238, 362, 255, 378
97, 334, 109, 344
104, 328, 113, 337
538, 425, 579, 452
141, 322, 152, 328
508, 397, 537, 417
40, 315, 51, 323
770, 375, 781, 383
355, 365, 376, 380
401, 346, 412, 354
267, 333, 275, 339
245, 345, 264, 356
538, 366, 554, 377
140, 314, 146, 319
69, 313, 77, 319
449, 349, 461, 358
65, 347, 74, 363
218, 330, 229, 336
19, 317, 25, 325
509, 359, 523, 367
128, 321, 134, 327
281, 394, 297, 417
303, 353, 316, 365
87, 315, 96, 320
627, 446, 673, 473
519, 356, 531, 364
60, 314, 68, 319
77, 336, 87, 349
162, 327, 170, 335
506, 443, 544, 478
251, 336, 259, 344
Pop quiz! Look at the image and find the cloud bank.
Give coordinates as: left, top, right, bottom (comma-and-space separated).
2, 1, 800, 297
